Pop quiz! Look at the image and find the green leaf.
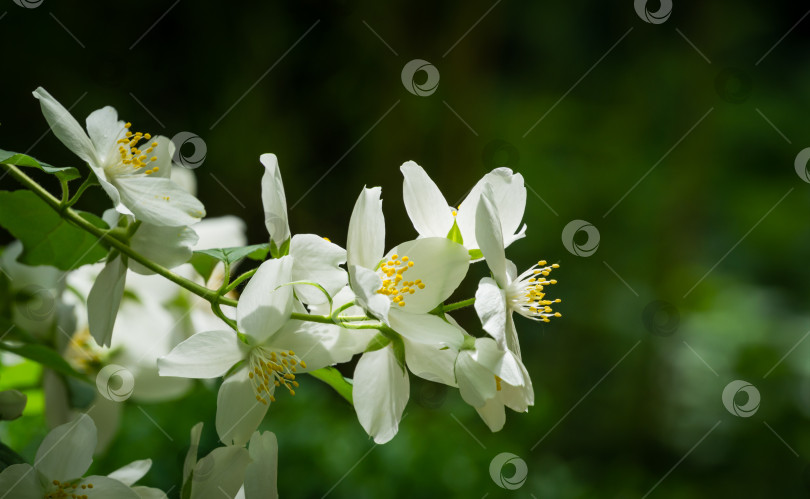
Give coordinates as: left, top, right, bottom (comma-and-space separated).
246, 243, 270, 261
0, 191, 109, 270
308, 367, 354, 405
0, 342, 88, 383
468, 248, 483, 260
191, 244, 271, 282
0, 148, 80, 182
446, 220, 464, 245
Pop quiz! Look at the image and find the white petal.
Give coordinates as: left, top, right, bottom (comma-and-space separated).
260, 153, 291, 248
85, 106, 125, 163
475, 398, 506, 432
35, 413, 96, 481
347, 187, 385, 270
402, 337, 457, 386
505, 311, 521, 359
171, 166, 197, 195
385, 238, 469, 314
108, 459, 152, 486
244, 431, 278, 499
216, 366, 271, 446
353, 347, 409, 444
183, 422, 204, 485
79, 476, 140, 498
32, 87, 99, 167
129, 223, 198, 274
193, 216, 247, 250
88, 255, 127, 348
457, 168, 527, 250
474, 278, 508, 349
0, 464, 41, 498
271, 319, 373, 369
158, 330, 247, 378
289, 234, 347, 305
473, 337, 523, 387
114, 176, 206, 226
400, 161, 454, 238
499, 351, 534, 411
475, 187, 508, 287
349, 265, 390, 323
388, 309, 463, 347
456, 349, 497, 408
146, 136, 174, 179
237, 257, 294, 344
190, 446, 251, 499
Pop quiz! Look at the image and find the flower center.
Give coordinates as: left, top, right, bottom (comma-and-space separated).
508, 260, 561, 322
376, 253, 425, 307
46, 479, 93, 498
247, 347, 306, 405
112, 122, 160, 175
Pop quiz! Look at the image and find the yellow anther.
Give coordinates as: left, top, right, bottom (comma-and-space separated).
125, 122, 132, 128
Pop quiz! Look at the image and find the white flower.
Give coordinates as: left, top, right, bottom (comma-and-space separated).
260, 153, 348, 305
455, 336, 533, 432
0, 414, 158, 498
400, 161, 527, 253
473, 187, 560, 358
0, 241, 65, 339
345, 186, 471, 443
32, 87, 205, 227
158, 256, 362, 446
346, 187, 469, 338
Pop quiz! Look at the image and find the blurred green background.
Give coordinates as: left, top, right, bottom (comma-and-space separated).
2, 0, 810, 497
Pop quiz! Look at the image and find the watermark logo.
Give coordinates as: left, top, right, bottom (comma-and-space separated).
561, 219, 600, 257
171, 131, 207, 169
634, 0, 672, 24
642, 300, 680, 337
401, 59, 440, 97
715, 68, 752, 104
13, 0, 43, 8
489, 452, 528, 490
722, 380, 760, 417
17, 285, 55, 321
96, 364, 135, 402
794, 147, 810, 183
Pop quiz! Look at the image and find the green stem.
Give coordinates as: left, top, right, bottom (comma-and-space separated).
442, 297, 476, 313
59, 178, 69, 205
0, 162, 237, 308
222, 268, 257, 295
63, 174, 96, 208
211, 301, 238, 330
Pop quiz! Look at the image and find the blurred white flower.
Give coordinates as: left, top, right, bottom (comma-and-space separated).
0, 414, 164, 498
